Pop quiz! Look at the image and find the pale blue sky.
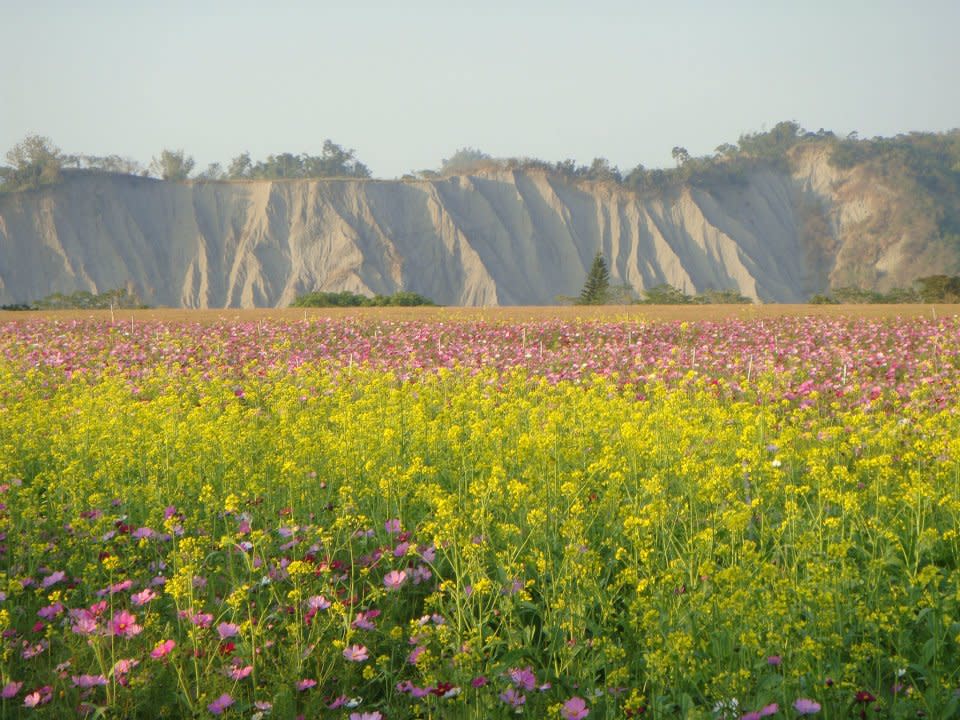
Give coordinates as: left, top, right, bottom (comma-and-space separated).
2, 0, 958, 178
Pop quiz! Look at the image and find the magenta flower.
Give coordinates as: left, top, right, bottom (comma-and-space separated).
383, 569, 407, 590
793, 698, 821, 714
208, 693, 234, 715
759, 704, 779, 716
343, 644, 369, 662
562, 696, 589, 720
296, 678, 317, 692
2, 681, 22, 699
385, 518, 402, 534
150, 639, 176, 659
217, 622, 240, 640
109, 610, 142, 638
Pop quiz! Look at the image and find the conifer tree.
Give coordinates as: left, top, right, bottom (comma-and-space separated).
577, 252, 611, 305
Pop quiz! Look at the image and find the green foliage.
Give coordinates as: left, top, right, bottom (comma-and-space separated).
8, 288, 150, 310
291, 290, 437, 308
576, 252, 612, 305
692, 288, 753, 304
0, 134, 63, 192
639, 284, 692, 305
149, 149, 195, 181
440, 147, 493, 175
810, 276, 960, 304
915, 275, 960, 303
637, 284, 752, 305
229, 141, 371, 180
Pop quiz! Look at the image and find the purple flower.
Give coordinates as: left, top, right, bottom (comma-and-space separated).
562, 696, 590, 720
208, 693, 234, 715
2, 681, 22, 699
41, 571, 65, 588
499, 687, 526, 708
71, 674, 108, 688
217, 622, 239, 640
296, 678, 317, 692
385, 518, 402, 534
793, 698, 821, 714
508, 666, 537, 691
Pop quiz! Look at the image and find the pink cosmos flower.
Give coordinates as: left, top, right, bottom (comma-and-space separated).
131, 588, 158, 606
350, 713, 383, 720
2, 681, 22, 699
793, 698, 821, 714
113, 658, 139, 676
72, 674, 108, 688
22, 686, 51, 707
70, 610, 97, 635
228, 665, 253, 681
109, 610, 142, 638
307, 595, 331, 611
296, 679, 317, 692
383, 570, 407, 590
352, 610, 380, 630
217, 622, 240, 640
343, 644, 369, 662
208, 693, 234, 715
191, 612, 214, 628
151, 639, 176, 659
742, 706, 779, 720
562, 696, 589, 720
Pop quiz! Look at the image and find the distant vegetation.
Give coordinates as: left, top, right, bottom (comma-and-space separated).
1, 288, 148, 311
811, 275, 960, 304
637, 285, 753, 305
571, 254, 753, 305
5, 124, 958, 197
290, 290, 437, 308
0, 136, 370, 191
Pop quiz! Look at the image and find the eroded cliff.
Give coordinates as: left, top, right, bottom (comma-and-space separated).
1, 147, 954, 307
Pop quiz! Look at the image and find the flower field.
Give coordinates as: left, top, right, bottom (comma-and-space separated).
1, 315, 960, 718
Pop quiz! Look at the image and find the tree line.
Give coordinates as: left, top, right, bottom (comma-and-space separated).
0, 136, 371, 192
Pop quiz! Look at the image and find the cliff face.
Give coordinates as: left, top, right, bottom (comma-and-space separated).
0, 147, 954, 307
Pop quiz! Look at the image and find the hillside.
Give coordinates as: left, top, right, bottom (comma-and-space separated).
1, 135, 958, 307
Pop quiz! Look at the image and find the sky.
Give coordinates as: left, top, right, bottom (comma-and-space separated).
2, 0, 958, 179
